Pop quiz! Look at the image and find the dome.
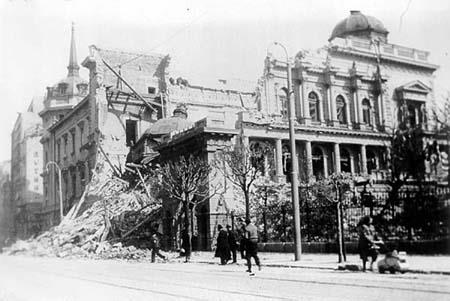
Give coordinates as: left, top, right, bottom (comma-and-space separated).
329, 11, 388, 42
144, 117, 193, 137
144, 106, 193, 137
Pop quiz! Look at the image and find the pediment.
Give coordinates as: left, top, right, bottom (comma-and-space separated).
396, 80, 430, 103
397, 80, 431, 94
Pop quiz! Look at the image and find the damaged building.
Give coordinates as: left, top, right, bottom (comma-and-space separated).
37, 11, 449, 251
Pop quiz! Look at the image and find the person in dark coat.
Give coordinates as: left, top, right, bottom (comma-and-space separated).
215, 224, 231, 265
226, 225, 237, 263
181, 230, 191, 262
150, 231, 166, 263
358, 216, 380, 272
239, 220, 247, 259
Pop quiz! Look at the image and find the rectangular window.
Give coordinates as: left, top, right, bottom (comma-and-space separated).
125, 120, 137, 147
148, 87, 156, 94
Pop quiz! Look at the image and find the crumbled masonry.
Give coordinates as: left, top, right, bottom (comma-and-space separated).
4, 160, 162, 260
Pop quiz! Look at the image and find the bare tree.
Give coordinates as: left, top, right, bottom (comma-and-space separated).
215, 143, 266, 221
310, 173, 354, 263
157, 155, 220, 261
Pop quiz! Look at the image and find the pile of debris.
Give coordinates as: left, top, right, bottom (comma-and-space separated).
4, 161, 162, 260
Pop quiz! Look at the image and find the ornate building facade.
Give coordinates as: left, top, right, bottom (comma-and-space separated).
149, 11, 449, 250
251, 10, 447, 184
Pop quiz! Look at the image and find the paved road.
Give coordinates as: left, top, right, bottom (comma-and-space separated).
0, 255, 449, 301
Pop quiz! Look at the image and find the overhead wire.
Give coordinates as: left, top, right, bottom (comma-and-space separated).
111, 10, 208, 69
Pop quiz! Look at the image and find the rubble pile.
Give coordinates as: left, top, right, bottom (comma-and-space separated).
4, 164, 161, 260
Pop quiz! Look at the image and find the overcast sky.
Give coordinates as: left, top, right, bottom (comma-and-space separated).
1, 0, 449, 163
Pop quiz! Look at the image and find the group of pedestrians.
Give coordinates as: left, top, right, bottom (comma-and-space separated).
215, 218, 261, 276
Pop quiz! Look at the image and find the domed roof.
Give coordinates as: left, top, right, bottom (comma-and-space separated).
144, 117, 193, 136
144, 105, 193, 137
329, 11, 388, 41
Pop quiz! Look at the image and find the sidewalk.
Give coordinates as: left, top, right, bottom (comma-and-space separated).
188, 251, 450, 275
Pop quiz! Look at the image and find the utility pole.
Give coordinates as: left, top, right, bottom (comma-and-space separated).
270, 42, 302, 260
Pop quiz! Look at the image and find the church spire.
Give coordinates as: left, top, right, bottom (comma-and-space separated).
67, 22, 80, 77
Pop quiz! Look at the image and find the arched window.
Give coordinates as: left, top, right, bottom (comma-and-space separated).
279, 95, 288, 119
362, 98, 371, 125
308, 92, 320, 121
312, 147, 325, 179
336, 95, 346, 124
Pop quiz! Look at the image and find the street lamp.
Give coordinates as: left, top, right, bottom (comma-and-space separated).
269, 42, 302, 260
46, 161, 64, 221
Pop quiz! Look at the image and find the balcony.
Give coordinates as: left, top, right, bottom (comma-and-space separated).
331, 37, 433, 66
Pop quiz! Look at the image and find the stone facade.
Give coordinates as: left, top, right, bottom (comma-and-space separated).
40, 43, 167, 229
10, 100, 44, 239
148, 11, 449, 250
254, 10, 447, 184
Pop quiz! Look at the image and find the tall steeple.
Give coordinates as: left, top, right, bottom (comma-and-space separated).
67, 22, 80, 77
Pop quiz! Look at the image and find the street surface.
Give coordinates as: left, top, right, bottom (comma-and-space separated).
0, 255, 449, 301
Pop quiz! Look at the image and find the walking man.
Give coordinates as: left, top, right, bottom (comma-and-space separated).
226, 225, 237, 263
245, 218, 261, 276
151, 229, 166, 263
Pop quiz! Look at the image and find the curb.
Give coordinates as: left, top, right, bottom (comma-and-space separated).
192, 260, 450, 275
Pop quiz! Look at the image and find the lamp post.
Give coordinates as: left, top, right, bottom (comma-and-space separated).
46, 161, 63, 221
269, 42, 302, 260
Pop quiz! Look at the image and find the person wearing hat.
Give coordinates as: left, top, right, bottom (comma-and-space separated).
215, 224, 231, 265
226, 225, 237, 263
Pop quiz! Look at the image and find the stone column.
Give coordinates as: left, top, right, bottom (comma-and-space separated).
421, 104, 428, 130
305, 140, 313, 179
318, 95, 325, 124
293, 80, 302, 120
345, 99, 352, 128
242, 136, 249, 148
353, 90, 359, 125
328, 86, 338, 126
360, 145, 368, 175
415, 106, 420, 126
275, 138, 284, 181
349, 153, 355, 174
323, 153, 329, 178
334, 143, 341, 173
377, 94, 384, 128
302, 83, 311, 124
